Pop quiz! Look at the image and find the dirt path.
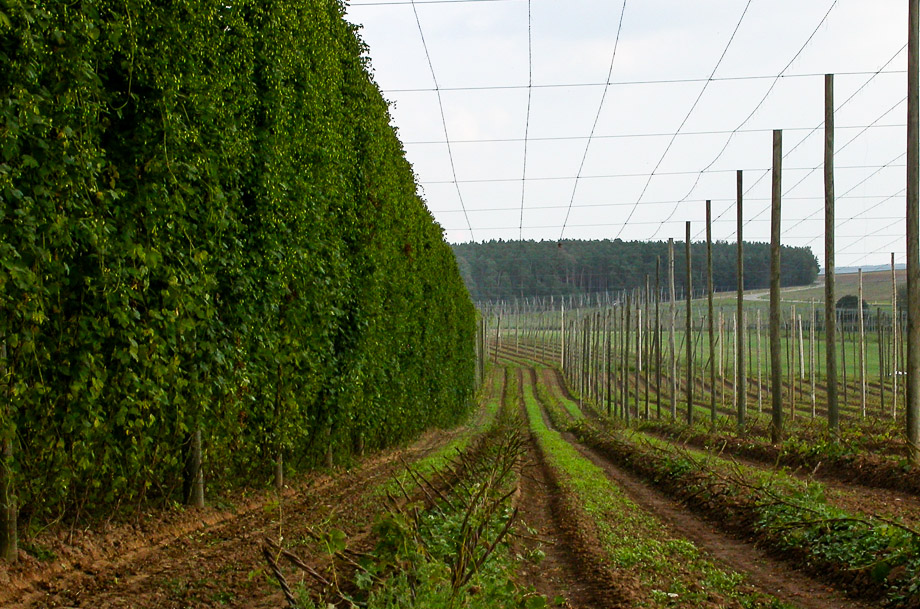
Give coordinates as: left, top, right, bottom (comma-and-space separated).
566, 437, 875, 609
513, 368, 625, 609
8, 427, 462, 609
543, 363, 920, 525
530, 364, 878, 609
515, 443, 602, 609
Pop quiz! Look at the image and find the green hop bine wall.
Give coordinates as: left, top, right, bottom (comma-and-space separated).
0, 0, 477, 529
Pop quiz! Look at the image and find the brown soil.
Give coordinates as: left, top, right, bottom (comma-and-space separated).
643, 424, 920, 497
567, 437, 875, 609
530, 363, 891, 609
705, 448, 920, 529
514, 443, 608, 608
2, 426, 462, 609
513, 368, 632, 609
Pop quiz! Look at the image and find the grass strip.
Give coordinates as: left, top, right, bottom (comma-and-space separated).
533, 368, 585, 421
521, 372, 791, 609
635, 417, 920, 497
574, 420, 920, 607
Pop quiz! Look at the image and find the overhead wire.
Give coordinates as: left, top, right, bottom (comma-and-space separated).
744, 122, 909, 227
774, 95, 907, 206
433, 191, 906, 215
615, 0, 754, 240
649, 0, 840, 240
518, 0, 532, 240
381, 69, 905, 93
409, 0, 475, 239
421, 161, 903, 186
698, 43, 908, 240
557, 0, 628, 241
447, 216, 909, 232
404, 122, 904, 145
803, 189, 906, 248
355, 0, 906, 265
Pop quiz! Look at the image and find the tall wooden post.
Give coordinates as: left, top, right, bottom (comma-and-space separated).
720, 313, 726, 410
811, 300, 817, 417
733, 312, 738, 421
655, 257, 662, 418
736, 170, 746, 427
880, 307, 887, 415
757, 309, 763, 413
582, 314, 589, 405
561, 303, 566, 371
707, 201, 717, 423
685, 222, 694, 425
625, 293, 632, 423
636, 305, 642, 419
790, 306, 797, 420
669, 239, 678, 419
606, 308, 612, 415
909, 0, 920, 464
770, 129, 784, 444
825, 73, 840, 436
494, 307, 503, 364
187, 427, 205, 508
620, 303, 627, 418
1, 341, 16, 563
892, 252, 900, 418
644, 275, 651, 419
859, 269, 867, 417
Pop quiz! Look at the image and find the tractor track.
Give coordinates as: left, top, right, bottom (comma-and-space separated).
528, 363, 878, 609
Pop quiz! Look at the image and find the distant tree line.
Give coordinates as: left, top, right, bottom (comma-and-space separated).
452, 239, 819, 303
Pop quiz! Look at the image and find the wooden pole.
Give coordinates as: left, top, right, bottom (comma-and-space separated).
620, 303, 627, 418
892, 252, 899, 419
736, 170, 747, 427
757, 308, 763, 413
798, 311, 806, 381
733, 312, 738, 421
625, 293, 632, 423
494, 307, 503, 364
770, 129, 784, 444
841, 314, 848, 413
909, 0, 920, 464
719, 311, 725, 410
636, 304, 642, 419
606, 308, 612, 416
188, 427, 205, 508
859, 269, 867, 418
582, 314, 589, 405
825, 73, 840, 436
1, 341, 16, 563
645, 275, 651, 419
811, 299, 817, 418
686, 221, 694, 425
655, 257, 662, 419
669, 238, 677, 419
880, 307, 887, 416
707, 201, 717, 423
790, 305, 797, 421
559, 299, 565, 368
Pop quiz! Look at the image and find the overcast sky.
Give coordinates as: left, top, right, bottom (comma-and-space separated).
345, 0, 910, 269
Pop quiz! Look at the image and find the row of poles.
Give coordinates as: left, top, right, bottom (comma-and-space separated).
486, 250, 906, 424
483, 1, 920, 464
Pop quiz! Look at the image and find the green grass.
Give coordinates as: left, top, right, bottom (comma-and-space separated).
520, 371, 792, 609
577, 422, 920, 607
